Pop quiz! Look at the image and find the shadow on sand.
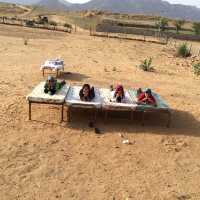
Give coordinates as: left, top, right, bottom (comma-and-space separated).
60, 72, 90, 82
66, 109, 200, 138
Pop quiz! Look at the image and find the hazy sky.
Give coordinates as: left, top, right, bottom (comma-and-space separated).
66, 0, 200, 8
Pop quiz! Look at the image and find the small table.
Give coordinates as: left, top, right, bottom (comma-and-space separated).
40, 59, 64, 78
26, 82, 70, 122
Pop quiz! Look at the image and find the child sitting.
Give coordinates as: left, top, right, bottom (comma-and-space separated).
79, 84, 95, 102
113, 85, 125, 103
137, 88, 157, 106
44, 76, 65, 95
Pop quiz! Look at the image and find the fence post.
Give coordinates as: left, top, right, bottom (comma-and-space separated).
90, 26, 92, 36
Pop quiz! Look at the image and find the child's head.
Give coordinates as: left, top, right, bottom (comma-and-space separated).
82, 84, 90, 96
115, 85, 123, 92
47, 76, 54, 83
47, 76, 55, 87
137, 88, 142, 96
115, 85, 124, 97
145, 89, 152, 96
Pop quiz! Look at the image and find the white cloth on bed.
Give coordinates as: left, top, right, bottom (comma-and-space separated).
65, 85, 102, 108
40, 59, 64, 71
26, 82, 70, 104
99, 88, 137, 109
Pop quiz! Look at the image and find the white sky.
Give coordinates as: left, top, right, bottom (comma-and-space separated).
66, 0, 200, 8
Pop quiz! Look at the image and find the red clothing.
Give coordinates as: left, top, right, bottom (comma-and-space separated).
138, 92, 156, 105
114, 85, 125, 98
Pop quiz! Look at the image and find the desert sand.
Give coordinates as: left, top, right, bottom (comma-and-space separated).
0, 24, 200, 200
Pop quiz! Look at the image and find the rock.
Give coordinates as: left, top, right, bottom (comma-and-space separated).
177, 194, 191, 200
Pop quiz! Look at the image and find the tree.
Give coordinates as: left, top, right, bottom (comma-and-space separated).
173, 19, 185, 34
193, 22, 200, 35
155, 18, 169, 32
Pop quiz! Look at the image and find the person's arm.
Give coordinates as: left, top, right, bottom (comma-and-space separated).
148, 95, 157, 106
44, 82, 49, 93
138, 93, 145, 102
79, 89, 84, 101
90, 87, 95, 100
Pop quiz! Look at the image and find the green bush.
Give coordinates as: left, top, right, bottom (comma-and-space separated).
173, 19, 185, 34
193, 62, 200, 76
155, 18, 168, 32
25, 20, 34, 27
177, 43, 191, 57
64, 23, 72, 29
192, 22, 200, 35
138, 58, 154, 72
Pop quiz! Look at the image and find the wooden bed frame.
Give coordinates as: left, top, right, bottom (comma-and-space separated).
66, 104, 99, 123
28, 100, 65, 122
141, 108, 172, 128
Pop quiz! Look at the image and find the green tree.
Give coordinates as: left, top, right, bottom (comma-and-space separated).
193, 22, 200, 35
156, 18, 169, 32
173, 19, 185, 34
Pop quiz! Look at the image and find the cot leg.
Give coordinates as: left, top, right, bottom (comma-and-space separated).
130, 111, 133, 121
56, 69, 59, 78
42, 69, 44, 77
105, 110, 108, 123
167, 112, 171, 128
94, 110, 97, 123
29, 102, 32, 120
67, 107, 71, 122
61, 104, 64, 122
142, 111, 145, 126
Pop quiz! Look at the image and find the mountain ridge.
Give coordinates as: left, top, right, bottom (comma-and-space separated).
1, 0, 200, 21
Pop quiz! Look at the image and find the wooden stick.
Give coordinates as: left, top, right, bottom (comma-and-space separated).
61, 104, 64, 122
167, 111, 171, 128
29, 102, 32, 120
67, 107, 71, 122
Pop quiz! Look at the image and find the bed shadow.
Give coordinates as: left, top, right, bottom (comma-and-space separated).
66, 109, 200, 138
59, 72, 90, 81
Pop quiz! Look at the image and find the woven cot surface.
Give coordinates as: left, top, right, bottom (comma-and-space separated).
128, 89, 170, 110
99, 88, 137, 109
27, 82, 70, 104
65, 86, 102, 108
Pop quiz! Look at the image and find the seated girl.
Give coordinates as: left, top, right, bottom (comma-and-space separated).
79, 84, 95, 102
137, 88, 157, 106
113, 85, 125, 103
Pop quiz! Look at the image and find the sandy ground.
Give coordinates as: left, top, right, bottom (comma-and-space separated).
0, 24, 200, 200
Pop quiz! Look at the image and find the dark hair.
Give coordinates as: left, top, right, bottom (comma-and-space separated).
82, 84, 90, 90
146, 89, 152, 95
79, 84, 95, 101
137, 88, 142, 96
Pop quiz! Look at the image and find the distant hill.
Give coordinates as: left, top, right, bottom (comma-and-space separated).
0, 0, 40, 4
69, 0, 200, 21
37, 0, 70, 10
0, 1, 29, 16
1, 0, 200, 21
